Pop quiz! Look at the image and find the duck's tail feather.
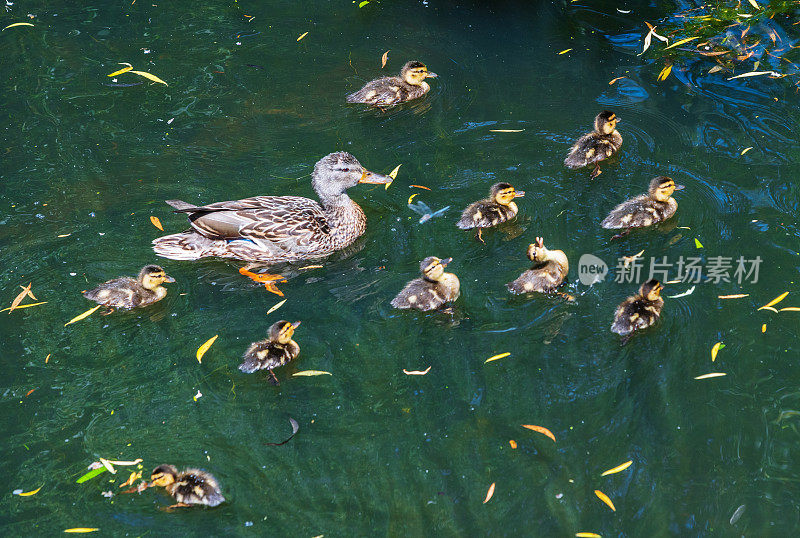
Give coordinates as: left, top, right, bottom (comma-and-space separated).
152, 231, 229, 260
165, 199, 200, 213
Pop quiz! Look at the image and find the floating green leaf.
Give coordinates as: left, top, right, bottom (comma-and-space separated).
76, 467, 107, 484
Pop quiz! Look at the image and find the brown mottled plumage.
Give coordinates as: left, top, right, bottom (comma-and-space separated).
391, 256, 460, 311
149, 464, 225, 508
611, 279, 664, 336
601, 176, 683, 230
456, 183, 524, 242
346, 61, 438, 107
564, 111, 622, 178
82, 265, 175, 310
239, 320, 301, 384
507, 237, 569, 294
152, 152, 392, 262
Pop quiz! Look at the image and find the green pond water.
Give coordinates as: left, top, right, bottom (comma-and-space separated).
2, 0, 800, 535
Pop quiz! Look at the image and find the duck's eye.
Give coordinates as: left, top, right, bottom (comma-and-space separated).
341, 167, 350, 172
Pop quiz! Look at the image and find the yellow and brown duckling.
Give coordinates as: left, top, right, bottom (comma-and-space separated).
611, 279, 664, 340
456, 182, 525, 243
239, 320, 301, 385
346, 60, 438, 108
82, 265, 175, 312
601, 176, 684, 239
564, 111, 622, 179
391, 256, 460, 311
507, 237, 569, 294
148, 464, 225, 509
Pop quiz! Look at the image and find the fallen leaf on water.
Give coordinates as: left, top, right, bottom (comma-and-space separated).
727, 71, 779, 80
594, 489, 616, 511
730, 503, 746, 525
667, 286, 694, 298
381, 50, 389, 68
297, 32, 308, 41
601, 460, 633, 476
63, 529, 99, 534
719, 294, 748, 299
25, 388, 35, 397
64, 305, 102, 326
45, 353, 51, 363
16, 486, 42, 496
657, 64, 673, 81
484, 352, 510, 364
409, 184, 431, 190
358, 0, 370, 7
0, 301, 47, 313
403, 366, 431, 375
265, 417, 300, 446
664, 36, 700, 49
694, 372, 727, 380
483, 482, 495, 504
98, 458, 117, 474
118, 471, 142, 488
107, 66, 133, 77
407, 193, 419, 205
576, 533, 602, 538
760, 306, 778, 313
105, 459, 142, 466
76, 467, 107, 484
761, 324, 767, 333
711, 342, 725, 362
640, 28, 654, 55
489, 129, 524, 133
9, 283, 34, 314
759, 292, 789, 310
521, 424, 556, 442
298, 265, 323, 270
149, 216, 163, 231
644, 21, 668, 43
267, 299, 287, 315
196, 335, 218, 363
58, 233, 72, 238
387, 164, 401, 187
708, 65, 724, 74
130, 70, 168, 86
509, 440, 517, 449
608, 76, 627, 85
741, 147, 753, 155
694, 238, 704, 248
558, 48, 572, 55
293, 370, 332, 377
193, 390, 202, 401
2, 22, 35, 31
747, 0, 760, 8
779, 307, 800, 312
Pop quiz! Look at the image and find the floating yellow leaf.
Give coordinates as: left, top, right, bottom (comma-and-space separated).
601, 460, 632, 477
608, 76, 626, 85
664, 36, 700, 50
748, 0, 760, 8
107, 66, 133, 77
759, 292, 789, 310
741, 147, 753, 155
762, 323, 767, 333
105, 458, 142, 466
694, 238, 704, 248
130, 70, 168, 86
65, 305, 102, 326
711, 342, 724, 362
484, 352, 510, 364
694, 372, 727, 380
98, 458, 116, 474
381, 50, 389, 68
403, 366, 431, 375
509, 440, 517, 449
58, 233, 72, 238
483, 482, 495, 504
718, 294, 748, 299
489, 129, 524, 133
196, 335, 218, 363
149, 216, 163, 231
118, 471, 141, 488
267, 299, 287, 315
293, 370, 332, 377
407, 193, 419, 205
16, 486, 42, 496
779, 307, 800, 312
521, 424, 556, 442
727, 70, 779, 80
558, 48, 572, 55
297, 32, 308, 41
0, 301, 47, 313
708, 65, 724, 74
2, 22, 35, 31
657, 64, 672, 81
64, 529, 99, 534
576, 533, 602, 538
9, 283, 33, 314
594, 489, 616, 511
760, 306, 778, 313
386, 164, 400, 189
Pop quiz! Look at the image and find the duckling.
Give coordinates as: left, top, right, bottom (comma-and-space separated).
507, 237, 569, 294
391, 256, 460, 312
82, 265, 175, 312
611, 279, 664, 340
564, 111, 622, 179
148, 464, 224, 509
601, 176, 684, 239
456, 182, 525, 243
346, 61, 438, 108
238, 320, 301, 385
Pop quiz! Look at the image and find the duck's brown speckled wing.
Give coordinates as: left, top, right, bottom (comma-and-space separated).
457, 201, 515, 229
239, 340, 299, 373
611, 297, 663, 335
391, 278, 448, 311
601, 196, 674, 229
170, 469, 225, 507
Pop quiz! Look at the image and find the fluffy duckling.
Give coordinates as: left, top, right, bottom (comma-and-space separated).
82, 265, 175, 312
611, 279, 664, 340
391, 256, 460, 311
507, 237, 569, 294
601, 176, 684, 239
238, 320, 301, 385
456, 182, 525, 243
148, 464, 225, 509
346, 61, 438, 108
564, 111, 622, 178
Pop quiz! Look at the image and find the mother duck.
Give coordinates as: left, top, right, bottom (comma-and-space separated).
152, 152, 392, 262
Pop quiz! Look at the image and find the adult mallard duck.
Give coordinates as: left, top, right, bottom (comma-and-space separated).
391, 256, 460, 311
564, 111, 622, 179
611, 279, 664, 341
148, 464, 225, 509
152, 152, 392, 263
346, 61, 438, 108
82, 265, 175, 312
239, 320, 301, 385
456, 182, 525, 243
601, 176, 683, 239
507, 237, 569, 294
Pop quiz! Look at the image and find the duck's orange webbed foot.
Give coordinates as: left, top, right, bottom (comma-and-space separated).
160, 502, 192, 511
239, 267, 287, 296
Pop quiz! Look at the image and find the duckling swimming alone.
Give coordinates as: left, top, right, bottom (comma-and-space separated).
391, 256, 460, 311
611, 279, 664, 339
507, 237, 569, 294
601, 176, 683, 239
564, 111, 622, 179
239, 320, 301, 385
82, 265, 175, 311
346, 61, 438, 108
456, 182, 525, 243
148, 464, 225, 509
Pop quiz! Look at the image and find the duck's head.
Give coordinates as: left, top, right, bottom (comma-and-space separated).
312, 152, 392, 198
594, 111, 619, 135
269, 320, 301, 344
150, 464, 178, 488
490, 182, 525, 206
527, 236, 548, 262
401, 61, 438, 86
648, 176, 684, 202
640, 279, 663, 301
138, 265, 175, 290
420, 256, 451, 282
